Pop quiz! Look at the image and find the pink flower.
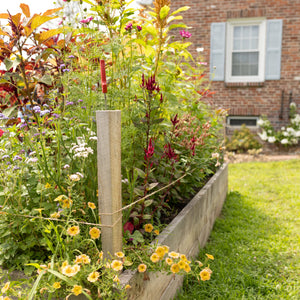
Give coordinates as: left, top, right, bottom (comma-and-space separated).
141, 74, 160, 93
144, 138, 154, 160
179, 30, 192, 39
137, 25, 142, 31
123, 222, 134, 234
80, 17, 94, 24
0, 129, 4, 137
125, 23, 133, 31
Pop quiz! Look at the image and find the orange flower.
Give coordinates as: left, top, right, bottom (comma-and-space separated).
137, 263, 147, 273
89, 227, 101, 239
88, 202, 96, 209
200, 268, 211, 281
144, 223, 153, 233
67, 226, 80, 236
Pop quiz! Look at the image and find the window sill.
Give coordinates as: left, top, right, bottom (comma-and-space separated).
225, 82, 264, 87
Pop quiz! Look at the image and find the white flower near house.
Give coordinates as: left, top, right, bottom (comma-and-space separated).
283, 131, 289, 137
281, 127, 285, 131
291, 114, 300, 125
257, 119, 265, 127
281, 139, 289, 144
268, 136, 276, 143
211, 152, 220, 159
296, 131, 300, 137
258, 131, 268, 141
290, 102, 297, 108
89, 136, 97, 141
291, 138, 298, 144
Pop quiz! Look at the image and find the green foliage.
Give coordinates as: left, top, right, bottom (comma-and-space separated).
226, 124, 262, 153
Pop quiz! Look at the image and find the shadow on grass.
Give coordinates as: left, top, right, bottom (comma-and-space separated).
176, 190, 299, 300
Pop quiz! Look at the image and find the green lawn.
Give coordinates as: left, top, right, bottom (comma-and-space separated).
176, 159, 300, 300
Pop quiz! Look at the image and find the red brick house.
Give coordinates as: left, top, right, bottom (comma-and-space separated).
167, 0, 300, 132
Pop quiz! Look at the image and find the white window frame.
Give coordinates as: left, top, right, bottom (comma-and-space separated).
226, 18, 266, 83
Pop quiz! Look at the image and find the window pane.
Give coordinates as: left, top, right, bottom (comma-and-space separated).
233, 25, 259, 51
232, 52, 259, 76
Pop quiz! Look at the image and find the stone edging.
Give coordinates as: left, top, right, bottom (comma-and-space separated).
119, 163, 228, 300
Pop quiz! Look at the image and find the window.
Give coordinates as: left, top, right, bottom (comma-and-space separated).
227, 116, 259, 127
226, 19, 266, 82
210, 19, 283, 82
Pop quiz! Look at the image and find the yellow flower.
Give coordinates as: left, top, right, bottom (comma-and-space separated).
206, 253, 214, 260
144, 223, 153, 233
54, 195, 65, 202
183, 263, 191, 273
75, 254, 91, 264
50, 212, 60, 218
87, 271, 100, 283
168, 251, 180, 259
111, 260, 123, 271
200, 269, 211, 281
115, 251, 125, 258
61, 260, 69, 269
62, 198, 73, 208
72, 285, 82, 296
125, 284, 131, 290
178, 260, 186, 269
163, 245, 169, 253
62, 264, 80, 277
45, 183, 51, 189
170, 263, 180, 274
155, 246, 165, 259
196, 260, 203, 267
53, 282, 61, 289
67, 226, 80, 236
88, 202, 96, 209
89, 227, 101, 239
180, 254, 187, 262
150, 253, 160, 263
154, 229, 159, 235
137, 263, 147, 273
165, 257, 173, 265
113, 275, 120, 283
1, 282, 10, 293
99, 251, 103, 260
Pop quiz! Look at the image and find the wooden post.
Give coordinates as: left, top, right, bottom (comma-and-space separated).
96, 110, 122, 257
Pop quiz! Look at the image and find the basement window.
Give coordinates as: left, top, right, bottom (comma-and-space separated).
227, 116, 259, 127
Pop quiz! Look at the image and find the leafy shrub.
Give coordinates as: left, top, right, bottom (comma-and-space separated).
226, 124, 262, 153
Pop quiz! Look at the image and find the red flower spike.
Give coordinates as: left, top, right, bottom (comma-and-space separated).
100, 60, 107, 94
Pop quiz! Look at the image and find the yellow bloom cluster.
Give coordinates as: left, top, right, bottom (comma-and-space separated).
75, 254, 91, 264
89, 227, 101, 239
54, 195, 73, 209
61, 263, 81, 277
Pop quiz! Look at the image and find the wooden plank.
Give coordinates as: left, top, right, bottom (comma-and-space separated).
96, 110, 122, 257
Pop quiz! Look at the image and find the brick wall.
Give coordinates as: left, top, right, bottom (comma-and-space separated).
170, 0, 300, 129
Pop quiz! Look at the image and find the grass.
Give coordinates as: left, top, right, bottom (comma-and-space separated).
176, 159, 300, 300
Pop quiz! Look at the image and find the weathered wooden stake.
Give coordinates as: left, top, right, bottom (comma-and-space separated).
96, 110, 122, 257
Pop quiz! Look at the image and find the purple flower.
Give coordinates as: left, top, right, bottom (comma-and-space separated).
137, 25, 142, 31
80, 17, 94, 24
20, 123, 28, 128
81, 106, 87, 109
69, 55, 75, 58
125, 23, 133, 31
78, 99, 83, 103
33, 106, 41, 113
179, 30, 192, 39
40, 110, 50, 117
66, 101, 74, 105
59, 64, 66, 69
13, 166, 20, 171
34, 133, 40, 137
13, 155, 22, 161
2, 155, 9, 159
52, 113, 60, 118
62, 68, 70, 72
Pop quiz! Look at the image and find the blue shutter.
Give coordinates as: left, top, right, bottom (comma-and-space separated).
265, 19, 283, 80
210, 23, 226, 81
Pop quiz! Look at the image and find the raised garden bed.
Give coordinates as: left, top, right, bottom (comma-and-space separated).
120, 163, 228, 300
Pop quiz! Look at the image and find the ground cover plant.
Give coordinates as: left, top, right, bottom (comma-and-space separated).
0, 0, 225, 298
177, 159, 300, 299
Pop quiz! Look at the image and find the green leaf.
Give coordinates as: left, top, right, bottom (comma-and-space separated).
170, 6, 190, 16
47, 269, 75, 285
144, 24, 157, 37
169, 23, 187, 30
160, 5, 170, 20
3, 58, 13, 71
148, 182, 159, 190
144, 199, 153, 207
28, 270, 45, 300
39, 74, 52, 86
166, 15, 183, 24
143, 214, 152, 220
